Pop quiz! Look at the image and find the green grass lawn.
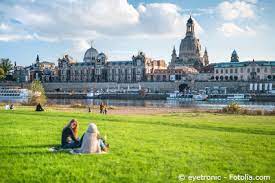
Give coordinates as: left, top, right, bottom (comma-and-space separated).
0, 107, 274, 182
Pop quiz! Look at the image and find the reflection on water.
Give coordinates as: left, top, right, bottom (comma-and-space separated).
1, 98, 275, 111
48, 98, 275, 111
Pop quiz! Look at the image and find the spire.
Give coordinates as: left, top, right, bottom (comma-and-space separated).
204, 47, 208, 54
172, 46, 176, 54
90, 40, 94, 48
36, 54, 40, 63
171, 46, 177, 63
203, 47, 209, 66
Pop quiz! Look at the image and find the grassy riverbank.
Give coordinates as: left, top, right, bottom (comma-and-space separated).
0, 107, 274, 182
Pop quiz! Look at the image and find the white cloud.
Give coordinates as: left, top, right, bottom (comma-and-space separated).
0, 34, 33, 41
218, 0, 256, 20
0, 23, 11, 31
0, 1, 203, 42
136, 3, 203, 37
218, 23, 256, 37
70, 40, 90, 54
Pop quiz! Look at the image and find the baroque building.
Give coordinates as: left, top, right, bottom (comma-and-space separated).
169, 16, 209, 70
57, 43, 168, 83
214, 50, 275, 81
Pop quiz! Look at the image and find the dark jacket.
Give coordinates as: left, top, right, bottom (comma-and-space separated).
61, 126, 79, 146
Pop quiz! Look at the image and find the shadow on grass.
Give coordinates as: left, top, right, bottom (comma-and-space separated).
0, 144, 58, 149
0, 151, 53, 156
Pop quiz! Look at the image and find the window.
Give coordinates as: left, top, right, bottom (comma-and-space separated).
257, 68, 260, 73
157, 75, 161, 81
264, 67, 268, 73
230, 69, 233, 73
247, 68, 250, 73
216, 69, 219, 74
221, 69, 223, 74
235, 68, 238, 73
225, 69, 228, 74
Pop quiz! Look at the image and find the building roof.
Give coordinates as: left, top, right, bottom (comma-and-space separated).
214, 60, 275, 68
107, 61, 132, 65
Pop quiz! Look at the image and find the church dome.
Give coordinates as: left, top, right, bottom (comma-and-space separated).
97, 52, 107, 61
231, 50, 239, 62
83, 44, 99, 62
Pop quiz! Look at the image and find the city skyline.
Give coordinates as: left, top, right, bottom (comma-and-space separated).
0, 0, 275, 66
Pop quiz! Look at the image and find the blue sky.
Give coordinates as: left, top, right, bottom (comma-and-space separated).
0, 0, 274, 66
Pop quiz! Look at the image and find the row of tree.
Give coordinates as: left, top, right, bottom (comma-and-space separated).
0, 58, 13, 80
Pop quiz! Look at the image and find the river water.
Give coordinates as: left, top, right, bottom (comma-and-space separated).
48, 98, 275, 111
1, 98, 275, 111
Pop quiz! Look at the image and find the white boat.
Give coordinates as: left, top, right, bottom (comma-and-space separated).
227, 94, 250, 101
86, 91, 101, 98
207, 94, 251, 101
167, 91, 207, 101
193, 94, 208, 101
0, 88, 30, 99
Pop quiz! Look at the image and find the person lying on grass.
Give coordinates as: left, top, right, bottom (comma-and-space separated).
72, 123, 109, 154
61, 119, 81, 149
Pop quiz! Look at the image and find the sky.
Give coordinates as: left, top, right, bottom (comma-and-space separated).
0, 0, 275, 66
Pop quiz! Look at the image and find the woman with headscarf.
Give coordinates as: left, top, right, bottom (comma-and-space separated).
61, 119, 81, 149
72, 123, 108, 154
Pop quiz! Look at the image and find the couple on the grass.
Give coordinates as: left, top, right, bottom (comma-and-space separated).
61, 119, 109, 154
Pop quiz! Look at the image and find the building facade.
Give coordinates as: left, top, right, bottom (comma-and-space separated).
57, 47, 168, 83
214, 50, 275, 81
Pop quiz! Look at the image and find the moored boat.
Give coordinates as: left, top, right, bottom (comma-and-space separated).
0, 88, 30, 99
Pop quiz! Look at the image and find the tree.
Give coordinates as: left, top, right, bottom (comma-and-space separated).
29, 80, 47, 105
0, 68, 4, 80
0, 58, 13, 75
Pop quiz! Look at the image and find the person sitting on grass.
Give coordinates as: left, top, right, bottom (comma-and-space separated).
10, 104, 14, 110
5, 104, 10, 110
35, 103, 44, 112
61, 119, 81, 149
72, 123, 109, 154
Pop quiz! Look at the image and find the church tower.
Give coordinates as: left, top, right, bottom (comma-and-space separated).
203, 48, 209, 66
186, 16, 195, 37
178, 16, 203, 68
171, 46, 177, 64
36, 54, 40, 64
231, 50, 239, 62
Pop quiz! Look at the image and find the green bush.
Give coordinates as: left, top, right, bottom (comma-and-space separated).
222, 102, 242, 114
29, 80, 47, 105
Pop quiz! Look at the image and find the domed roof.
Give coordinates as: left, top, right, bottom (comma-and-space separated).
83, 44, 99, 62
97, 52, 107, 60
231, 50, 239, 62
